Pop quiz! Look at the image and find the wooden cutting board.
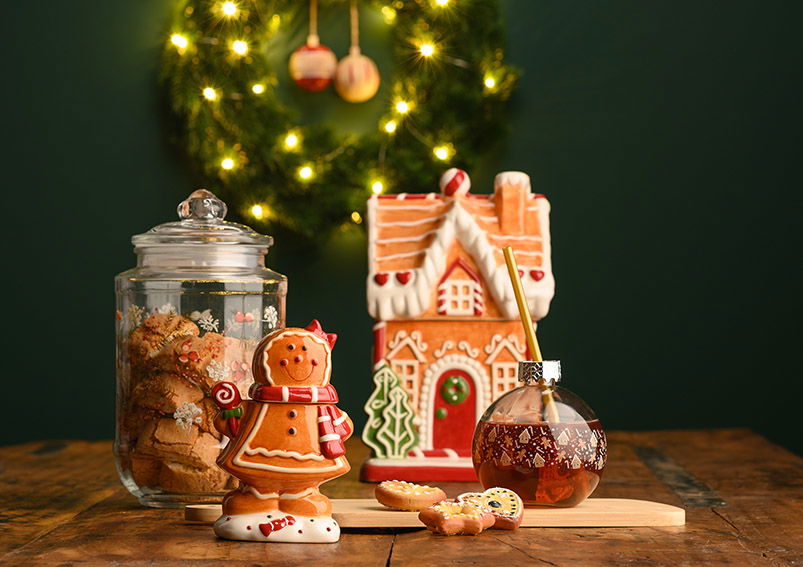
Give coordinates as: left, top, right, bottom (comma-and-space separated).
186, 498, 685, 527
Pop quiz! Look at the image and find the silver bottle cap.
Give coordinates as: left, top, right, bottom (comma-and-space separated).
518, 360, 561, 385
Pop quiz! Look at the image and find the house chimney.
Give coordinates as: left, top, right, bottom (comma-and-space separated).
494, 171, 531, 234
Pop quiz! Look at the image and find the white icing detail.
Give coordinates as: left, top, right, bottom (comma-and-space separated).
333, 413, 347, 426
376, 203, 446, 211
510, 250, 543, 257
214, 511, 339, 543
457, 341, 479, 358
233, 405, 344, 472
317, 415, 332, 423
386, 330, 428, 363
281, 386, 290, 402
320, 433, 341, 442
376, 229, 439, 245
375, 249, 427, 262
419, 354, 491, 451
245, 485, 279, 499
262, 332, 332, 386
243, 447, 325, 461
484, 334, 527, 364
280, 488, 315, 500
494, 171, 531, 192
443, 448, 459, 459
433, 340, 455, 358
375, 214, 445, 227
476, 215, 499, 223
311, 388, 318, 403
366, 197, 554, 321
488, 234, 543, 241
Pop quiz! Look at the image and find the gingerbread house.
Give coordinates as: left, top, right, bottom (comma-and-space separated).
363, 170, 555, 481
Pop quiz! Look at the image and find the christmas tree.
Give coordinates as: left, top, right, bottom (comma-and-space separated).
362, 364, 418, 458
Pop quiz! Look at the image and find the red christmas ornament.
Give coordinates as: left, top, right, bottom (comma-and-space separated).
289, 0, 336, 92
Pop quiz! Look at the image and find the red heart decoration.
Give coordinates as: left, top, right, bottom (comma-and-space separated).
530, 270, 545, 281
518, 269, 524, 277
374, 273, 389, 286
396, 271, 413, 285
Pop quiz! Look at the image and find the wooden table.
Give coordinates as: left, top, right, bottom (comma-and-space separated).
1, 429, 800, 566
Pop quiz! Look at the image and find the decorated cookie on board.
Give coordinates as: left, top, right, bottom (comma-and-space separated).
457, 487, 524, 530
418, 500, 495, 536
211, 320, 353, 543
375, 480, 447, 511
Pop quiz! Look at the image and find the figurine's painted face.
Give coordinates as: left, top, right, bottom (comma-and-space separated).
254, 329, 332, 386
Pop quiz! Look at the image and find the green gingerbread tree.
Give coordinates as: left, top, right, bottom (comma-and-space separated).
362, 364, 418, 459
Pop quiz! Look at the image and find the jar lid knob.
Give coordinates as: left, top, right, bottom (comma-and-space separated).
177, 189, 228, 221
518, 360, 561, 385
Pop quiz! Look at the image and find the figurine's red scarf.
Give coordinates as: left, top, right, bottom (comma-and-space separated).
248, 384, 350, 459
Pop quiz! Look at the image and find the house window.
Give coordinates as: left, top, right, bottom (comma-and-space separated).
445, 279, 475, 316
492, 362, 519, 394
392, 360, 420, 409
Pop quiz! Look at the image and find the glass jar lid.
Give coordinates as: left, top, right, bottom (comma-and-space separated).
132, 189, 273, 249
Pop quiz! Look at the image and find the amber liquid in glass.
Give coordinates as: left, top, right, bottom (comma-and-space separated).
472, 420, 606, 507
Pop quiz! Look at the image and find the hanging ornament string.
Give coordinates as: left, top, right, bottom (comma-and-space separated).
308, 0, 319, 46
336, 0, 380, 103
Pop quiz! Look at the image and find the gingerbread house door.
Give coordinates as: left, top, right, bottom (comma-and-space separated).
432, 369, 477, 451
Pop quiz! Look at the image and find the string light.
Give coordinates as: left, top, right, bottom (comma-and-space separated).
381, 6, 397, 24
251, 83, 266, 94
371, 181, 385, 194
231, 40, 248, 56
298, 165, 314, 180
250, 204, 264, 219
484, 76, 496, 89
395, 101, 410, 114
221, 157, 235, 170
435, 0, 450, 5
419, 43, 435, 57
202, 87, 218, 101
383, 120, 397, 134
433, 144, 454, 161
221, 1, 238, 16
170, 34, 188, 50
351, 211, 363, 224
284, 132, 299, 150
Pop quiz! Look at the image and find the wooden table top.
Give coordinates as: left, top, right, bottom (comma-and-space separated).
0, 429, 800, 566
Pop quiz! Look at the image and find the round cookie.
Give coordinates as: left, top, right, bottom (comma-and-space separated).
375, 480, 447, 511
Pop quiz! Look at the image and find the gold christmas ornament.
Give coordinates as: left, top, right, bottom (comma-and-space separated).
335, 1, 380, 103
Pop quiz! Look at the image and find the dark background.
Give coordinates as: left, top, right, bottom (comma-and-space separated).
2, 1, 801, 454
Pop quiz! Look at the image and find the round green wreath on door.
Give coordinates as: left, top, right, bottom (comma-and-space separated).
161, 0, 519, 238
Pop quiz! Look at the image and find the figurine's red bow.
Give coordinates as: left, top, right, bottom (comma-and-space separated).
305, 319, 337, 349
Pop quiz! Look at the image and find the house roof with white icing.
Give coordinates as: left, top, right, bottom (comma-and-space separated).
366, 171, 555, 321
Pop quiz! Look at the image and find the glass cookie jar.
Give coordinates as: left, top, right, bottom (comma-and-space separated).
472, 361, 606, 508
114, 189, 287, 507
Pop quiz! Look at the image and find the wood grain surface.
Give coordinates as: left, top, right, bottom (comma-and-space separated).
1, 429, 801, 566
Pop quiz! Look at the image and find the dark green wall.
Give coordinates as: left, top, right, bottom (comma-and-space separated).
2, 1, 801, 455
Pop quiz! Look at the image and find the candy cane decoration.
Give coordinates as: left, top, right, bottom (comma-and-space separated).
212, 381, 242, 436
258, 515, 296, 538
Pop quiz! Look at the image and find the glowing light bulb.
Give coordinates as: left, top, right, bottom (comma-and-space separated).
298, 165, 314, 180
251, 83, 266, 94
395, 101, 410, 114
351, 211, 363, 224
433, 145, 453, 161
420, 43, 435, 57
231, 40, 248, 56
371, 181, 384, 194
251, 204, 264, 219
170, 34, 188, 49
284, 133, 299, 149
221, 157, 235, 170
384, 120, 397, 133
484, 76, 496, 89
435, 0, 450, 5
202, 87, 218, 101
222, 2, 238, 16
381, 6, 397, 23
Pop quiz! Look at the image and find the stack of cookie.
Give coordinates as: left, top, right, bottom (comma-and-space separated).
120, 313, 254, 494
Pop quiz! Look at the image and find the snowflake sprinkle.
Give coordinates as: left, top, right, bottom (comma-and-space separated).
173, 402, 203, 430
263, 305, 279, 329
190, 309, 220, 333
207, 359, 231, 382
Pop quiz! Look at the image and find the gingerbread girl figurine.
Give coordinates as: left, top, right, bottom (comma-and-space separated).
211, 320, 352, 543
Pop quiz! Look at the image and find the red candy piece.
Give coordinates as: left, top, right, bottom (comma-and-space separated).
396, 271, 412, 285
530, 270, 545, 281
374, 273, 389, 286
258, 515, 296, 537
